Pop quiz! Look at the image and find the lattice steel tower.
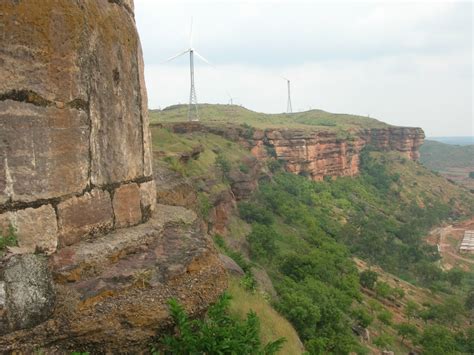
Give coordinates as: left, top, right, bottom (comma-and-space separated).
286, 78, 293, 113
188, 49, 199, 121
163, 19, 212, 122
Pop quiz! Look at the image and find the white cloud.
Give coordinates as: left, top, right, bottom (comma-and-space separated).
135, 0, 473, 136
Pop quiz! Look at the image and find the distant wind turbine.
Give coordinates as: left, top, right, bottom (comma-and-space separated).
163, 18, 212, 121
281, 76, 293, 113
226, 90, 236, 105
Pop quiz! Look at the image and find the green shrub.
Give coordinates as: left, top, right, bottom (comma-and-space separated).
265, 145, 277, 158
396, 322, 419, 344
267, 159, 284, 173
239, 163, 250, 174
373, 333, 394, 349
0, 225, 17, 255
240, 123, 255, 139
215, 154, 231, 178
377, 309, 393, 325
197, 193, 212, 219
420, 325, 457, 354
156, 293, 285, 354
375, 282, 392, 299
247, 223, 278, 259
351, 308, 373, 328
359, 270, 378, 290
240, 272, 258, 292
238, 202, 274, 225
163, 156, 185, 175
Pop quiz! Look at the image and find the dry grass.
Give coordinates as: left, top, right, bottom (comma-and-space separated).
149, 103, 390, 130
227, 277, 305, 354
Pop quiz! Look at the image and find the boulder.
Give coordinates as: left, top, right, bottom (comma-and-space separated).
1, 254, 55, 333
218, 254, 244, 276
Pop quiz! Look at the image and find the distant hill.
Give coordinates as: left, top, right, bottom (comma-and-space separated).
149, 104, 391, 130
420, 140, 474, 170
420, 140, 474, 189
427, 136, 474, 146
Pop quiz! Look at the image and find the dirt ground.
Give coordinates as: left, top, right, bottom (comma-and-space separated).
426, 217, 474, 271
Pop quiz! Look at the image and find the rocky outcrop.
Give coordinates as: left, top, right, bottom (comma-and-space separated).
250, 127, 424, 180
0, 0, 155, 250
164, 122, 424, 181
0, 205, 226, 353
0, 1, 226, 352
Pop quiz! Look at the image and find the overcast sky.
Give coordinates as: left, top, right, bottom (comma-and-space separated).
135, 0, 472, 137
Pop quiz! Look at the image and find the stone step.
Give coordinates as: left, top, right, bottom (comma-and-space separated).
0, 204, 226, 353
50, 204, 198, 283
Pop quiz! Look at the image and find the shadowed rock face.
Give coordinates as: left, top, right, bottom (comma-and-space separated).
0, 0, 155, 252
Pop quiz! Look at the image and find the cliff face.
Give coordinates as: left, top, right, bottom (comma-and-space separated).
169, 123, 425, 181
249, 127, 424, 180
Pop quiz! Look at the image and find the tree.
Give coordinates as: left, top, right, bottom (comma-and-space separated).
405, 300, 420, 320
375, 282, 392, 299
157, 293, 285, 354
465, 289, 474, 311
420, 325, 457, 355
445, 268, 464, 287
373, 333, 394, 349
396, 323, 419, 344
377, 309, 393, 325
351, 308, 373, 328
247, 223, 278, 259
215, 154, 231, 178
359, 270, 378, 290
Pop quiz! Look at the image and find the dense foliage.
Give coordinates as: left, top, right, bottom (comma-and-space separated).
237, 150, 472, 353
155, 294, 285, 355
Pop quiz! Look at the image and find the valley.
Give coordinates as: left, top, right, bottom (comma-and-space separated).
149, 104, 474, 354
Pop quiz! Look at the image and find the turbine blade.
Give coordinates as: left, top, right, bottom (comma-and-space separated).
162, 49, 190, 64
189, 17, 194, 47
194, 50, 213, 67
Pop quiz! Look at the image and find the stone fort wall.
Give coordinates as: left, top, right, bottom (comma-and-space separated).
0, 0, 156, 253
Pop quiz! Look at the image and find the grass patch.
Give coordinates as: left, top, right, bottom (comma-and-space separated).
227, 277, 304, 354
150, 104, 390, 131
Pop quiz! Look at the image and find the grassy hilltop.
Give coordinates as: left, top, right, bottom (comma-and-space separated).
149, 104, 390, 130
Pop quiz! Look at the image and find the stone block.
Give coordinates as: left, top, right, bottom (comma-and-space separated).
2, 254, 55, 333
113, 183, 142, 228
57, 189, 113, 246
0, 101, 89, 203
139, 180, 156, 215
12, 205, 58, 254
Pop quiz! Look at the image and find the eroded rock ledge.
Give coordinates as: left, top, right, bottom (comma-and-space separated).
0, 205, 226, 353
165, 122, 425, 181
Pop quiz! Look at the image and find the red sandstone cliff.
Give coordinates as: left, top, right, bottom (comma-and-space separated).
168, 123, 425, 181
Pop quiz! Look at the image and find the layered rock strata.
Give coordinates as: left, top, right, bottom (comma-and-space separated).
166, 123, 425, 181
0, 0, 156, 252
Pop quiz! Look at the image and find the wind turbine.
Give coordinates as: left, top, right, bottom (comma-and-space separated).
163, 19, 212, 121
282, 77, 293, 114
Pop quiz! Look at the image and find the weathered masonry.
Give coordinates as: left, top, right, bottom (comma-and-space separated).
0, 0, 156, 252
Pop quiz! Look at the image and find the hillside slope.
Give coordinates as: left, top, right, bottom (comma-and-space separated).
150, 113, 474, 354
420, 140, 474, 189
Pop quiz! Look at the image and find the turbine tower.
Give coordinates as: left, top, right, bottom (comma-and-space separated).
163, 19, 212, 121
282, 77, 293, 113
